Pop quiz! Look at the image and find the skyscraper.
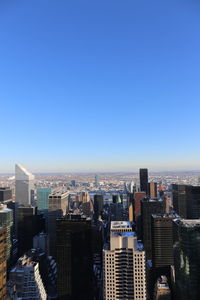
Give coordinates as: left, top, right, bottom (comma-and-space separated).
149, 182, 158, 198
48, 191, 69, 256
15, 164, 35, 206
37, 188, 51, 211
17, 206, 45, 257
151, 213, 178, 269
141, 198, 165, 260
103, 221, 146, 300
8, 255, 47, 300
173, 219, 200, 300
139, 168, 148, 195
93, 194, 103, 222
95, 174, 100, 188
0, 205, 13, 261
0, 187, 12, 203
0, 227, 7, 300
56, 217, 93, 300
172, 184, 200, 218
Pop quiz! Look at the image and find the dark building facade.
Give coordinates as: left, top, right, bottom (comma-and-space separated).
151, 213, 180, 291
172, 184, 200, 219
17, 206, 45, 256
93, 194, 103, 222
140, 168, 149, 195
141, 198, 165, 260
0, 187, 12, 203
56, 217, 94, 300
173, 219, 200, 300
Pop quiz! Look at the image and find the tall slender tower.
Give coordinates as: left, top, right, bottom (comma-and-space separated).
139, 168, 148, 195
15, 164, 35, 206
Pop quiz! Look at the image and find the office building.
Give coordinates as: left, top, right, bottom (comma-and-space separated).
8, 255, 47, 300
0, 187, 12, 203
17, 206, 45, 256
37, 188, 51, 211
15, 163, 35, 206
172, 184, 200, 218
56, 217, 93, 300
149, 182, 157, 198
151, 213, 179, 269
173, 219, 200, 300
81, 191, 90, 203
93, 194, 103, 222
153, 276, 171, 300
141, 198, 165, 260
0, 205, 13, 261
133, 192, 146, 220
48, 191, 68, 256
95, 174, 100, 187
103, 221, 146, 300
139, 168, 148, 195
0, 227, 7, 300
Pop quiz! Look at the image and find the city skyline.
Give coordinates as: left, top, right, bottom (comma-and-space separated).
1, 0, 200, 172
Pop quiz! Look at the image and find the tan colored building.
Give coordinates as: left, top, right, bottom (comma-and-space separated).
103, 221, 146, 300
149, 182, 157, 198
153, 276, 171, 300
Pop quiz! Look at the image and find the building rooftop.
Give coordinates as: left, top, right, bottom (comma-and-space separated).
111, 221, 132, 229
174, 218, 200, 227
152, 212, 180, 219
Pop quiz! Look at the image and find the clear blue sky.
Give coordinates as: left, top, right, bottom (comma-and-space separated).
0, 0, 200, 172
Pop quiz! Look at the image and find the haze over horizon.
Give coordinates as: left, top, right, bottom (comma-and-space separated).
1, 0, 200, 172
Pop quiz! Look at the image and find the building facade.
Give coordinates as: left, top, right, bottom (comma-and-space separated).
8, 255, 47, 300
15, 164, 35, 206
139, 168, 148, 195
0, 227, 7, 300
141, 198, 165, 260
37, 188, 51, 211
173, 219, 200, 300
103, 221, 146, 300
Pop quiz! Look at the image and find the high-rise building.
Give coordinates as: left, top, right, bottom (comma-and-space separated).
8, 255, 47, 300
173, 219, 200, 300
0, 227, 7, 300
151, 213, 179, 269
17, 206, 45, 256
95, 174, 100, 187
37, 188, 51, 211
0, 205, 13, 261
153, 276, 171, 300
172, 184, 200, 218
133, 191, 146, 220
141, 198, 165, 260
56, 217, 93, 300
151, 213, 180, 291
103, 221, 146, 300
93, 194, 103, 222
139, 168, 148, 195
0, 187, 12, 203
149, 182, 158, 198
81, 191, 90, 203
15, 164, 35, 206
48, 191, 68, 256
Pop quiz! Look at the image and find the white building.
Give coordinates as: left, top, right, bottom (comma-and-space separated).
8, 255, 47, 300
15, 164, 35, 206
103, 221, 146, 300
